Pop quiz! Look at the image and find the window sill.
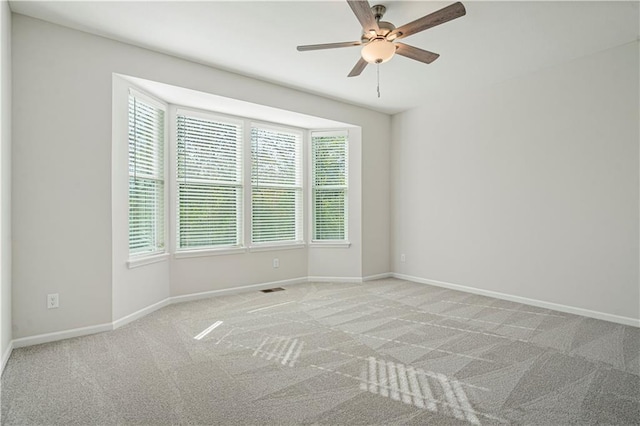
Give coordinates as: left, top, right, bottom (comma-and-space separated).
249, 242, 306, 252
309, 241, 351, 248
127, 253, 170, 269
174, 247, 247, 259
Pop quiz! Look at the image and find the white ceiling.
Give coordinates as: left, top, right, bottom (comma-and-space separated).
10, 0, 640, 114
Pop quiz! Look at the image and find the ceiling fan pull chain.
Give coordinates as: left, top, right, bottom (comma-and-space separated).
377, 63, 381, 98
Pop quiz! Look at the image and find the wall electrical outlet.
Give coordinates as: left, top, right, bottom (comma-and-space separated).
47, 293, 59, 309
400, 254, 406, 263
273, 258, 279, 268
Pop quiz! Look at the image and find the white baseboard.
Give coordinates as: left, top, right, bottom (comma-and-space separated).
112, 298, 171, 330
170, 277, 308, 304
1, 341, 13, 375
12, 322, 113, 349
307, 276, 363, 283
362, 273, 393, 282
19, 271, 635, 355
0, 271, 389, 375
8, 277, 311, 353
393, 273, 640, 327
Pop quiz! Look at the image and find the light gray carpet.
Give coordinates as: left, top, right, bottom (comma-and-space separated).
1, 278, 639, 425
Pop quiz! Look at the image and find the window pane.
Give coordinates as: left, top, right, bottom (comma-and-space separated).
177, 115, 241, 183
178, 183, 240, 248
312, 136, 347, 187
251, 126, 302, 244
312, 132, 348, 241
252, 187, 301, 243
313, 189, 346, 240
129, 177, 164, 254
251, 127, 301, 186
128, 94, 165, 255
177, 113, 243, 249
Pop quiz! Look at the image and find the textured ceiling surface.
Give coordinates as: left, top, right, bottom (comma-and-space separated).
10, 1, 640, 114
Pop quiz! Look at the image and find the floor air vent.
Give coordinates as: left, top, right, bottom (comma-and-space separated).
261, 287, 285, 293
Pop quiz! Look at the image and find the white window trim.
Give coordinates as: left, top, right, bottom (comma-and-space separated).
173, 247, 247, 259
175, 107, 245, 128
129, 88, 166, 111
309, 241, 351, 248
249, 242, 306, 252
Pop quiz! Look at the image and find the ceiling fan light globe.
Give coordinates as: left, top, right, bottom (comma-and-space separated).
361, 39, 396, 64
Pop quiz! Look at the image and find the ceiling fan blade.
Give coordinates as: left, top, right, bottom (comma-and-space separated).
347, 0, 380, 33
390, 2, 466, 40
348, 57, 368, 77
297, 41, 362, 51
395, 43, 440, 64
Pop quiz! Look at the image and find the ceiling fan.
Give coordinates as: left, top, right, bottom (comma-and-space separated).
296, 1, 466, 77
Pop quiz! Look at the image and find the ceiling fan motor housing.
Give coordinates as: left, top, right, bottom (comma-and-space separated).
361, 21, 396, 41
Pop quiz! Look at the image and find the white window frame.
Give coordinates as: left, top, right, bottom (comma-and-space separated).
250, 122, 305, 249
122, 94, 359, 261
309, 129, 350, 247
127, 88, 169, 263
172, 107, 245, 256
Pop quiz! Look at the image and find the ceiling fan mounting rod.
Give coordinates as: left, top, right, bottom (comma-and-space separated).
371, 4, 386, 22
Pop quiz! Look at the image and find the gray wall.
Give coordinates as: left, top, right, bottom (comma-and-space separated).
391, 42, 640, 322
12, 14, 391, 339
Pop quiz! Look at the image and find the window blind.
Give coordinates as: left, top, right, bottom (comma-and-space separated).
251, 126, 303, 244
312, 131, 348, 241
176, 112, 243, 249
128, 93, 166, 256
